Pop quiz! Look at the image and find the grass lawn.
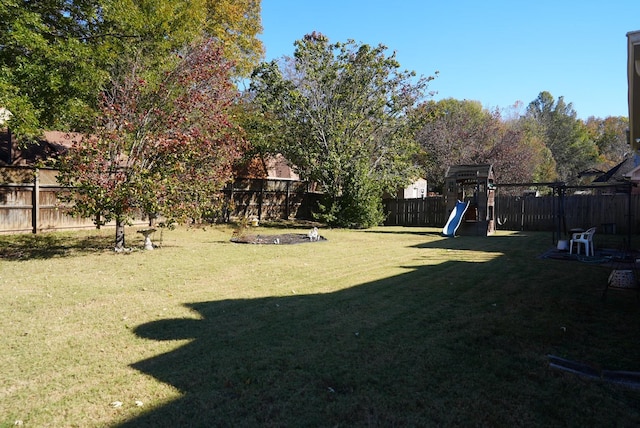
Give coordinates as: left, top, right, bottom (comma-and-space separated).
1, 225, 640, 427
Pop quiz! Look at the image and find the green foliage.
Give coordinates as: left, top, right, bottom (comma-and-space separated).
0, 0, 263, 136
0, 0, 106, 135
251, 33, 435, 228
585, 116, 630, 170
524, 91, 599, 183
202, 0, 264, 78
315, 164, 385, 228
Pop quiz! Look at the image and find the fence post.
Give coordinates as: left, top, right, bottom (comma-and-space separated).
285, 180, 291, 219
32, 168, 39, 234
258, 179, 264, 220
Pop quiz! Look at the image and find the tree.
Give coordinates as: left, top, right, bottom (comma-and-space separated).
0, 0, 263, 137
57, 38, 245, 250
0, 0, 108, 135
508, 116, 557, 184
251, 33, 434, 228
584, 116, 629, 169
414, 98, 539, 190
203, 0, 264, 78
523, 91, 599, 183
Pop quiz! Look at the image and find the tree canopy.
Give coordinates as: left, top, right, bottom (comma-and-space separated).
250, 32, 435, 227
413, 91, 622, 190
523, 91, 599, 183
413, 98, 541, 190
0, 0, 263, 137
57, 38, 245, 249
584, 115, 630, 170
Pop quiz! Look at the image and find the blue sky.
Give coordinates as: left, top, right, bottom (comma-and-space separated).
259, 1, 640, 119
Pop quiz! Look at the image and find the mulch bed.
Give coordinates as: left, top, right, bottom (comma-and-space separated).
540, 247, 639, 268
231, 233, 327, 245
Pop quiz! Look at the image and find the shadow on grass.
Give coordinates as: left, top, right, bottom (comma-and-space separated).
0, 233, 114, 260
120, 234, 640, 426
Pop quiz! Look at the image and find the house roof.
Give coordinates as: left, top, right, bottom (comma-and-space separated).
266, 153, 299, 180
41, 131, 82, 151
0, 131, 83, 165
235, 154, 299, 180
593, 156, 638, 183
0, 131, 82, 165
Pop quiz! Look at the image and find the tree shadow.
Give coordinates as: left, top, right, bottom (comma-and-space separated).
118, 234, 640, 426
0, 233, 114, 260
121, 263, 481, 426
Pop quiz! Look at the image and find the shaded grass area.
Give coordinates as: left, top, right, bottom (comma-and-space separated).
1, 226, 640, 426
0, 231, 115, 259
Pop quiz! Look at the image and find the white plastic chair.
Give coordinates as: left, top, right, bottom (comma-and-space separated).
569, 227, 596, 256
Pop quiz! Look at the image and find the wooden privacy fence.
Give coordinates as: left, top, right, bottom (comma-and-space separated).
0, 167, 149, 234
225, 178, 319, 221
383, 197, 446, 227
0, 167, 319, 234
2, 164, 637, 235
383, 194, 640, 235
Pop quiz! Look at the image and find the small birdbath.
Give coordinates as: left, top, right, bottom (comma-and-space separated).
137, 228, 156, 250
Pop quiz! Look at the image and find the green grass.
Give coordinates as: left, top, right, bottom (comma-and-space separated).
1, 225, 640, 427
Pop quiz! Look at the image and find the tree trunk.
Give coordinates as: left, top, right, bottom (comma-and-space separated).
115, 219, 125, 251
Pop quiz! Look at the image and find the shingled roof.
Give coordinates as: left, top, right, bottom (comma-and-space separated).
592, 156, 637, 184
0, 130, 82, 165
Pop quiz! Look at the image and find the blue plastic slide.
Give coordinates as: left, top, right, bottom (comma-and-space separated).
442, 200, 470, 237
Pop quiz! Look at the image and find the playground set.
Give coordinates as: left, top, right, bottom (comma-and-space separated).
440, 162, 639, 297
442, 164, 495, 237
441, 30, 640, 241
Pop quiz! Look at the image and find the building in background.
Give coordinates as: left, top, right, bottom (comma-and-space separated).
628, 30, 640, 155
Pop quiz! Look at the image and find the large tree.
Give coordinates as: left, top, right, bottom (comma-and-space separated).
0, 0, 263, 137
0, 0, 108, 135
251, 32, 434, 227
523, 91, 599, 183
414, 98, 540, 190
584, 115, 629, 170
57, 38, 245, 250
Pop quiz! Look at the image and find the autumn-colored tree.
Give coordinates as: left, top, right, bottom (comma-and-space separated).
203, 0, 264, 77
251, 33, 434, 228
414, 98, 539, 191
584, 115, 630, 170
57, 38, 245, 250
